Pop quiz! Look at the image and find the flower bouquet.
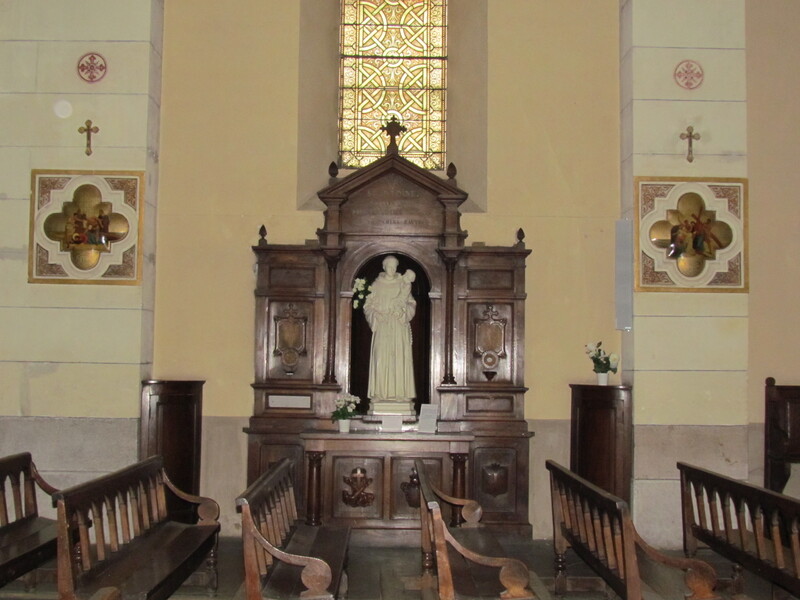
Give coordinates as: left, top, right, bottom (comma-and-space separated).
352, 278, 371, 309
332, 393, 360, 421
585, 341, 619, 374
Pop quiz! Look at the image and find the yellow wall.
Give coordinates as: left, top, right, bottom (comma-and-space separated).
746, 0, 800, 422
156, 1, 322, 417
155, 0, 621, 421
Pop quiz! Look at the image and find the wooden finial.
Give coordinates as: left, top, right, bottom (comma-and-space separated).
446, 162, 457, 180
516, 228, 525, 247
328, 161, 339, 178
258, 225, 268, 247
381, 116, 406, 155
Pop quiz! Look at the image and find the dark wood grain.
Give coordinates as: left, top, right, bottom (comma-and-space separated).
236, 458, 350, 600
52, 455, 220, 600
415, 459, 534, 600
569, 384, 633, 502
548, 460, 717, 600
0, 452, 58, 590
140, 380, 204, 523
680, 460, 800, 598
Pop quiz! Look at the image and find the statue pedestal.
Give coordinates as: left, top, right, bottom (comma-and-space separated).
368, 401, 416, 417
364, 402, 417, 432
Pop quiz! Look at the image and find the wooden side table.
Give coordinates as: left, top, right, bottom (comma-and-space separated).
569, 384, 633, 503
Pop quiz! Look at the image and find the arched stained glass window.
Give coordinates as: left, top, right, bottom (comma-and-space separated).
339, 0, 447, 170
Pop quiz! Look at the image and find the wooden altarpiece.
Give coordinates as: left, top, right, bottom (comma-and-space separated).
246, 147, 532, 535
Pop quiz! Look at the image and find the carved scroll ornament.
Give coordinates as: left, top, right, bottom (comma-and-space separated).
474, 305, 507, 375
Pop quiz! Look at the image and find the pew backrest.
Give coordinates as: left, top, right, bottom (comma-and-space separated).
53, 455, 220, 600
0, 452, 59, 589
415, 459, 534, 600
1, 452, 57, 528
679, 461, 800, 597
549, 459, 718, 600
236, 457, 349, 600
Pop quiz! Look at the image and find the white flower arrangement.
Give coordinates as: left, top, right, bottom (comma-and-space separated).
352, 278, 371, 309
585, 341, 620, 374
332, 393, 360, 421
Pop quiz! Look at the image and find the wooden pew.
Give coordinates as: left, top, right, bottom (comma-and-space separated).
415, 459, 535, 600
236, 457, 350, 600
52, 455, 220, 600
0, 452, 59, 590
547, 460, 718, 600
679, 461, 800, 598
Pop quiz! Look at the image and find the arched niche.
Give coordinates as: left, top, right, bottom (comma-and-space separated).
348, 253, 431, 414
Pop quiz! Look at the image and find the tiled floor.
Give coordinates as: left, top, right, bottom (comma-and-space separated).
0, 536, 778, 600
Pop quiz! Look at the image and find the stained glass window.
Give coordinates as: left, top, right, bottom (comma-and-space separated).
339, 0, 447, 170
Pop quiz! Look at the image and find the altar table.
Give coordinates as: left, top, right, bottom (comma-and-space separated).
299, 430, 474, 531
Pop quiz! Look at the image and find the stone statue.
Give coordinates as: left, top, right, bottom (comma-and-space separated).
364, 255, 416, 408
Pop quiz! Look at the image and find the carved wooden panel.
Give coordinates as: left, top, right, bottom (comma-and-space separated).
332, 456, 383, 519
467, 269, 514, 290
341, 172, 443, 235
269, 266, 316, 289
268, 301, 313, 380
390, 457, 445, 521
472, 446, 517, 514
467, 303, 512, 383
464, 394, 515, 416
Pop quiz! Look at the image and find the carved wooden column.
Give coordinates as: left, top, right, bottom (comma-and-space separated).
322, 250, 345, 384
305, 451, 326, 525
450, 452, 468, 526
438, 250, 460, 384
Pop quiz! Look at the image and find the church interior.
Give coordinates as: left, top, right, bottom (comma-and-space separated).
3, 0, 800, 598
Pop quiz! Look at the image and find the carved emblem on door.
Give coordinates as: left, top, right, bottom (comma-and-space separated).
400, 467, 420, 508
481, 463, 509, 497
342, 467, 375, 507
274, 303, 307, 374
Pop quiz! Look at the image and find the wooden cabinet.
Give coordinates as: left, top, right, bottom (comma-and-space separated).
140, 380, 204, 522
569, 384, 632, 503
765, 377, 800, 493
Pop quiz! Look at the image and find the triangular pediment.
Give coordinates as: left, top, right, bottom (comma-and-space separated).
316, 153, 469, 244
318, 153, 467, 201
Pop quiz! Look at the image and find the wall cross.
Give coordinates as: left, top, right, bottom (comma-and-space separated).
78, 119, 100, 156
679, 126, 700, 163
381, 116, 406, 155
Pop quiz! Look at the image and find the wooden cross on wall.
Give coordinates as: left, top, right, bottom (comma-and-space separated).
680, 126, 700, 163
78, 119, 100, 156
381, 116, 406, 155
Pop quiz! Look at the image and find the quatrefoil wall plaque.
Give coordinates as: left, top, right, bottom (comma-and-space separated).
29, 170, 143, 284
635, 177, 747, 292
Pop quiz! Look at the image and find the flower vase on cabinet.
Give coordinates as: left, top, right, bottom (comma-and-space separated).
338, 419, 351, 433
596, 372, 609, 386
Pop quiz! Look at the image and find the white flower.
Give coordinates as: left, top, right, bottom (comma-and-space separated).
609, 353, 620, 369
353, 299, 360, 308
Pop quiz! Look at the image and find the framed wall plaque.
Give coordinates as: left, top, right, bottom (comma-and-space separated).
635, 177, 747, 292
29, 170, 144, 285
